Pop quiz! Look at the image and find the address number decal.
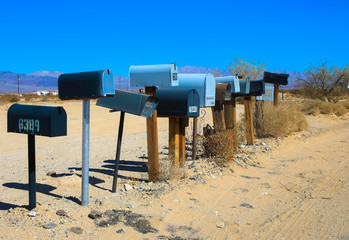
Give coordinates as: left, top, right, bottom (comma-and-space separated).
19, 118, 40, 133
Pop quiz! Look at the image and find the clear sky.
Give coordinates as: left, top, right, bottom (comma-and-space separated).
0, 0, 348, 76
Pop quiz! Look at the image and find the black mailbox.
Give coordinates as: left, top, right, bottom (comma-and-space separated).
156, 89, 200, 117
263, 71, 289, 85
249, 80, 265, 96
216, 83, 231, 103
96, 90, 159, 118
7, 104, 67, 137
58, 69, 115, 100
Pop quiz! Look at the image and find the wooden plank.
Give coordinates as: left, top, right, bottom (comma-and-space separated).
255, 100, 264, 137
179, 118, 188, 166
244, 96, 254, 145
192, 117, 198, 160
224, 97, 237, 152
211, 101, 226, 131
145, 87, 159, 182
169, 117, 180, 167
273, 84, 279, 106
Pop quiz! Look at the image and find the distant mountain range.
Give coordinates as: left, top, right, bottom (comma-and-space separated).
0, 67, 306, 93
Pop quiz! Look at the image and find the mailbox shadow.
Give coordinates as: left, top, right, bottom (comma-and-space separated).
0, 201, 24, 211
2, 182, 80, 205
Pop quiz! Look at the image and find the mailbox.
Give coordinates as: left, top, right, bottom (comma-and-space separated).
156, 89, 200, 117
215, 75, 240, 93
263, 71, 289, 85
234, 77, 250, 96
96, 90, 159, 118
7, 104, 67, 137
215, 83, 231, 103
249, 80, 265, 96
58, 70, 115, 100
129, 64, 178, 87
173, 73, 216, 107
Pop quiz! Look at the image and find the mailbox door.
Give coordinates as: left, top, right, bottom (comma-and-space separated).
177, 73, 215, 107
96, 90, 159, 118
215, 83, 231, 103
58, 70, 114, 100
249, 80, 265, 96
7, 104, 67, 137
216, 76, 240, 94
156, 89, 200, 117
129, 64, 178, 87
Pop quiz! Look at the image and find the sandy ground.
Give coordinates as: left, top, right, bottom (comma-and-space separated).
0, 101, 348, 239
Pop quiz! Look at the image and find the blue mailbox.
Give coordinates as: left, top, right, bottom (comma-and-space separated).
129, 64, 179, 87
96, 90, 159, 118
215, 75, 240, 94
58, 70, 115, 100
249, 80, 265, 96
156, 89, 200, 117
167, 73, 216, 107
234, 77, 250, 96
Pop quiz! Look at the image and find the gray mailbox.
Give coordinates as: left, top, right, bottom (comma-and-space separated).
215, 83, 231, 103
215, 75, 240, 94
234, 77, 251, 96
263, 71, 289, 85
7, 104, 67, 210
156, 89, 200, 117
8, 104, 67, 137
249, 80, 265, 96
58, 69, 115, 100
129, 64, 178, 87
96, 90, 159, 118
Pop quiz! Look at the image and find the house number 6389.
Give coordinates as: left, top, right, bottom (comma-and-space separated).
19, 118, 40, 132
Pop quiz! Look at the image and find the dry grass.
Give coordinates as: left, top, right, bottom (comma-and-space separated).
203, 129, 235, 165
158, 159, 187, 181
0, 94, 20, 103
301, 99, 348, 116
254, 101, 308, 138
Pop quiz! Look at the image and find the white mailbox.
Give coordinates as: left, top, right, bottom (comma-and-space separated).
129, 63, 179, 87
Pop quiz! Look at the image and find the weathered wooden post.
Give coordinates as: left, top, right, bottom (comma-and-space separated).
129, 64, 178, 182
211, 83, 231, 131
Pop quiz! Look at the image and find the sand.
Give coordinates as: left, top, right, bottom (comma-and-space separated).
0, 101, 348, 239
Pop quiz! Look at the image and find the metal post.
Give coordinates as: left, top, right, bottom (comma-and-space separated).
112, 111, 125, 193
82, 99, 90, 206
28, 134, 36, 210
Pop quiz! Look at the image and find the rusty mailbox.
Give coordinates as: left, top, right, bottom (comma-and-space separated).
249, 80, 265, 96
7, 104, 67, 209
263, 71, 289, 86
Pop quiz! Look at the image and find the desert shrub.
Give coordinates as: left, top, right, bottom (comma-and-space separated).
254, 101, 308, 138
203, 127, 235, 164
158, 159, 187, 181
333, 103, 347, 116
23, 94, 39, 101
301, 99, 348, 116
0, 94, 20, 103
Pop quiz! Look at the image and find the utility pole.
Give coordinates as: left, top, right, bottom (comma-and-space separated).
18, 74, 20, 96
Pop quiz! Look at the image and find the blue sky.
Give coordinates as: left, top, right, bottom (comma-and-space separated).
0, 0, 348, 76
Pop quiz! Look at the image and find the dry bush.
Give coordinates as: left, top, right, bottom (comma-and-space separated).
333, 103, 347, 116
203, 129, 235, 164
158, 159, 187, 181
301, 99, 348, 116
0, 94, 20, 103
254, 101, 308, 138
341, 98, 349, 110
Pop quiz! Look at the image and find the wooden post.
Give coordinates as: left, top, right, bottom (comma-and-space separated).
255, 100, 264, 137
179, 118, 188, 166
244, 96, 254, 145
192, 117, 198, 160
273, 84, 279, 106
224, 97, 237, 152
145, 87, 159, 182
211, 102, 226, 131
169, 117, 180, 167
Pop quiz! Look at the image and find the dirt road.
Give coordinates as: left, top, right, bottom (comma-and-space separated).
0, 101, 348, 239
